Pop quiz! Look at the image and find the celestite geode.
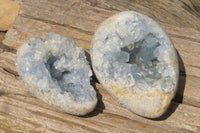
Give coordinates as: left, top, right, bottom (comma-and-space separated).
91, 11, 179, 118
16, 32, 97, 115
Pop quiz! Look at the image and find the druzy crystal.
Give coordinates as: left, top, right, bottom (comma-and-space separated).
16, 32, 97, 115
91, 11, 179, 118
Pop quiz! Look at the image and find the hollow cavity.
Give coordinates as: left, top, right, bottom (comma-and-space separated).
117, 33, 162, 84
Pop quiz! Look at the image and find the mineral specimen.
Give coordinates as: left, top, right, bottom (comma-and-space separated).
91, 11, 179, 118
16, 32, 97, 115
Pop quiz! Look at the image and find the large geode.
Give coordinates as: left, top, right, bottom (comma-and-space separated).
16, 32, 97, 115
91, 11, 179, 118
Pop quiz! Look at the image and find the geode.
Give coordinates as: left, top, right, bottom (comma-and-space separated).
16, 32, 97, 115
91, 11, 179, 118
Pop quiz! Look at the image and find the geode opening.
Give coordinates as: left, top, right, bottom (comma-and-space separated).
16, 32, 97, 115
117, 33, 161, 84
46, 56, 67, 81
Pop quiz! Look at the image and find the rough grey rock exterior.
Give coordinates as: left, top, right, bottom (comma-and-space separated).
91, 11, 179, 118
16, 32, 97, 115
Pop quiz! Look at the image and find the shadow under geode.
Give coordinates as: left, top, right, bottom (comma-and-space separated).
81, 51, 105, 118
173, 50, 187, 104
82, 82, 105, 118
152, 50, 186, 121
85, 51, 99, 83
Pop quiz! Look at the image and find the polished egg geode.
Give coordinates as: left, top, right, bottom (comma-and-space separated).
91, 11, 179, 118
16, 32, 97, 115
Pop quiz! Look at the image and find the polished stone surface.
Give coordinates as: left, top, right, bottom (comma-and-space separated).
91, 11, 179, 118
16, 32, 97, 115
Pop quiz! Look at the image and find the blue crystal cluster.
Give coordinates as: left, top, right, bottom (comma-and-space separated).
16, 32, 97, 115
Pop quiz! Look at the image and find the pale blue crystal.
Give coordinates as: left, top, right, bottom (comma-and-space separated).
16, 32, 97, 115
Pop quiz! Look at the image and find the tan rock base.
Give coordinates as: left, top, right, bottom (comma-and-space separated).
0, 0, 20, 31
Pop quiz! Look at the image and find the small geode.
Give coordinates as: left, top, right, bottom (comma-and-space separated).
91, 11, 179, 118
16, 32, 97, 115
